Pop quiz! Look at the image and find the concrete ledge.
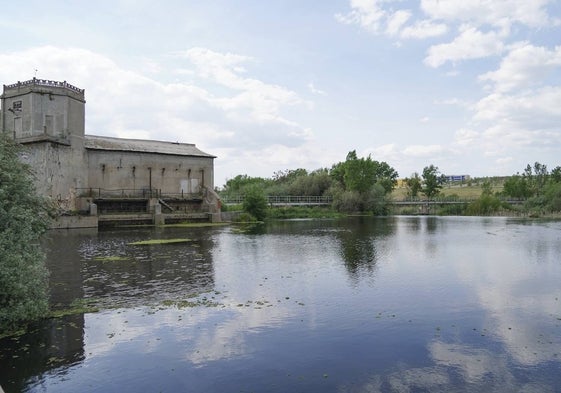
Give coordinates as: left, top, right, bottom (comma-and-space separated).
51, 215, 98, 229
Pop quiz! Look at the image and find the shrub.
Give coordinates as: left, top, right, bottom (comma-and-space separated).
1, 135, 52, 333
545, 182, 561, 212
466, 194, 502, 215
242, 185, 268, 221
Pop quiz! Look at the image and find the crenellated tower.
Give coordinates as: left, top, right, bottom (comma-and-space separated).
1, 78, 87, 206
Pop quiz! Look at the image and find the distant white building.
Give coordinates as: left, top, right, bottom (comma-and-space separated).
444, 175, 470, 183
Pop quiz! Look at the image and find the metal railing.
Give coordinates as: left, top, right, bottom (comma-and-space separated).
221, 195, 526, 206
76, 188, 204, 200
222, 195, 333, 205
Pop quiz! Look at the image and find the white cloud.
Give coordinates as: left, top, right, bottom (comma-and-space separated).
420, 0, 556, 29
365, 143, 400, 163
479, 44, 561, 93
474, 87, 561, 124
495, 157, 513, 166
400, 19, 448, 39
402, 144, 445, 157
335, 0, 387, 33
386, 9, 412, 36
336, 0, 448, 40
338, 0, 558, 70
424, 25, 505, 67
434, 97, 470, 107
454, 128, 480, 147
179, 47, 307, 125
308, 82, 327, 96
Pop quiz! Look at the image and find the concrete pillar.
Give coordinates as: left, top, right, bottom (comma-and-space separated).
153, 202, 165, 225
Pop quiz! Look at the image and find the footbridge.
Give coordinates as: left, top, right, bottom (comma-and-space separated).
222, 196, 525, 207
223, 195, 333, 206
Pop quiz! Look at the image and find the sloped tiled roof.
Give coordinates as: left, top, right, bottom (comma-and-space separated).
84, 135, 215, 158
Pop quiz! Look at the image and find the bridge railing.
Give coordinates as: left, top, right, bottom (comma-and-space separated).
220, 195, 526, 205
221, 195, 333, 205
267, 195, 333, 204
393, 197, 526, 204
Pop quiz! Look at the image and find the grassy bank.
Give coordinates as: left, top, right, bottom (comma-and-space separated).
390, 183, 504, 200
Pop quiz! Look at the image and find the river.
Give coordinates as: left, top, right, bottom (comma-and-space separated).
1, 216, 561, 392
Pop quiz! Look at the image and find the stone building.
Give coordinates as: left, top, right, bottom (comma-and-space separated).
1, 78, 220, 226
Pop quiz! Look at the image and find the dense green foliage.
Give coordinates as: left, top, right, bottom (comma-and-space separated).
220, 155, 561, 218
421, 165, 443, 199
501, 162, 561, 214
220, 150, 398, 216
404, 172, 422, 198
330, 151, 396, 214
0, 134, 52, 333
242, 185, 268, 221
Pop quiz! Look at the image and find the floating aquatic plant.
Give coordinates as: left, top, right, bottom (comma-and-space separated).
162, 222, 229, 228
93, 256, 129, 262
128, 238, 192, 245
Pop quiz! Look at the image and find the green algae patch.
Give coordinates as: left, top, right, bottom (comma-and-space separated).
50, 299, 100, 318
161, 222, 230, 228
128, 238, 192, 245
93, 256, 130, 262
161, 297, 221, 308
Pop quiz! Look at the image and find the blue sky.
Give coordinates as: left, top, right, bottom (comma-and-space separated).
1, 0, 560, 187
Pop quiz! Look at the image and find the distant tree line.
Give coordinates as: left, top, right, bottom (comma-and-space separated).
404, 161, 561, 216
220, 150, 397, 218
220, 153, 561, 219
501, 162, 561, 214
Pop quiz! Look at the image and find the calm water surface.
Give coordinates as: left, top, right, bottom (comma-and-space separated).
1, 216, 561, 392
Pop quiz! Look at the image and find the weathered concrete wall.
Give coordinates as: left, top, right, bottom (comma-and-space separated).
19, 137, 87, 209
51, 215, 98, 229
86, 150, 214, 196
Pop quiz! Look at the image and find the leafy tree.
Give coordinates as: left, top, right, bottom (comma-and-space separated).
405, 172, 422, 198
481, 179, 493, 196
242, 185, 268, 221
550, 166, 561, 184
502, 174, 531, 199
421, 165, 442, 199
220, 174, 272, 199
328, 151, 397, 213
503, 162, 550, 200
330, 150, 398, 195
272, 168, 308, 183
1, 134, 52, 332
532, 162, 549, 195
288, 170, 331, 196
373, 161, 399, 194
544, 182, 561, 211
343, 153, 377, 193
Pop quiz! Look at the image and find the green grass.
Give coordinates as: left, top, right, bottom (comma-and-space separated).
391, 184, 504, 200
